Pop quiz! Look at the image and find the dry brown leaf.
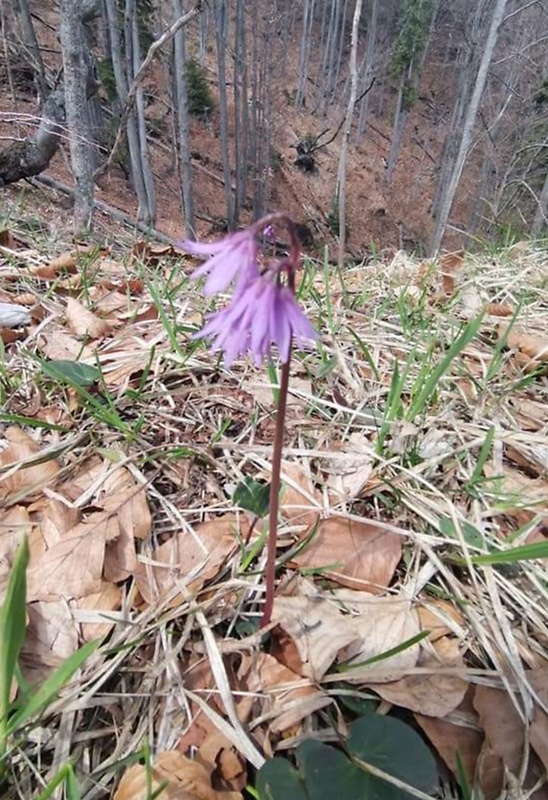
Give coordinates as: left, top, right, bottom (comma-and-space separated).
132, 241, 178, 265
240, 651, 331, 734
291, 515, 402, 592
279, 461, 321, 534
47, 251, 79, 273
0, 427, 61, 503
483, 302, 514, 317
483, 463, 548, 524
367, 636, 467, 716
440, 250, 464, 295
272, 587, 359, 681
65, 297, 111, 339
38, 329, 96, 363
499, 324, 548, 367
20, 599, 78, 687
415, 691, 482, 788
511, 397, 548, 432
27, 512, 108, 601
417, 598, 464, 643
529, 670, 548, 773
323, 432, 374, 501
335, 591, 421, 672
473, 685, 526, 799
114, 750, 243, 800
75, 581, 122, 641
101, 470, 151, 582
135, 514, 246, 605
0, 505, 33, 599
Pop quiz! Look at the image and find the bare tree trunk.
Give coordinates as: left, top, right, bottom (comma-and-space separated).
357, 0, 378, 138
429, 0, 509, 254
126, 0, 156, 223
60, 0, 94, 233
232, 0, 249, 220
103, 0, 150, 223
337, 0, 363, 266
214, 0, 234, 228
319, 0, 340, 116
16, 0, 47, 97
531, 170, 548, 235
295, 0, 316, 110
332, 0, 350, 108
173, 0, 195, 238
430, 0, 491, 221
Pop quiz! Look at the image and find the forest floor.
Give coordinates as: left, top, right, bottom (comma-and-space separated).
0, 212, 547, 798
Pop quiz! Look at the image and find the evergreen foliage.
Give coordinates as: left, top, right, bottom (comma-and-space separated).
186, 57, 214, 117
390, 0, 434, 82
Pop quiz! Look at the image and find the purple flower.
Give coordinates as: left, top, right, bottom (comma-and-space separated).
181, 229, 259, 296
196, 273, 317, 367
262, 224, 276, 242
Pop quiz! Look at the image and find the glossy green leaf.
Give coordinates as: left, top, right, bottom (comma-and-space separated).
233, 477, 270, 518
348, 714, 438, 799
41, 359, 100, 387
256, 754, 309, 800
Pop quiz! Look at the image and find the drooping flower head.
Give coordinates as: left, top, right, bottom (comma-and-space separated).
181, 228, 259, 296
181, 214, 317, 366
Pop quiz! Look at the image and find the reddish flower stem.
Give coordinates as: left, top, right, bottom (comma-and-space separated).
260, 351, 292, 628
259, 216, 300, 629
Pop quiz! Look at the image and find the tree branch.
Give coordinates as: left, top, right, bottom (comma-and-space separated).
95, 2, 203, 180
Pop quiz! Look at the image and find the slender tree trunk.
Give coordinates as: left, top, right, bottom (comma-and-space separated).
337, 0, 363, 266
429, 0, 509, 254
332, 0, 350, 108
295, 0, 315, 110
430, 0, 491, 221
532, 170, 548, 235
16, 0, 47, 97
173, 0, 195, 237
357, 0, 378, 138
127, 0, 156, 223
60, 0, 94, 233
214, 0, 234, 228
234, 0, 248, 206
104, 0, 150, 222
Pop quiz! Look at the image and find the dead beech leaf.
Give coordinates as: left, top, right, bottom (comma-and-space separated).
114, 750, 243, 800
272, 588, 359, 681
335, 591, 421, 672
415, 692, 483, 788
20, 598, 78, 687
135, 514, 246, 605
27, 513, 108, 601
47, 251, 79, 273
65, 297, 111, 339
483, 302, 513, 317
473, 685, 527, 799
440, 250, 464, 295
101, 471, 152, 582
240, 651, 331, 734
0, 505, 33, 599
279, 461, 321, 533
366, 637, 467, 716
324, 432, 374, 501
291, 515, 402, 592
38, 329, 96, 364
0, 427, 60, 503
417, 598, 464, 643
529, 670, 548, 773
75, 581, 122, 642
499, 324, 548, 366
